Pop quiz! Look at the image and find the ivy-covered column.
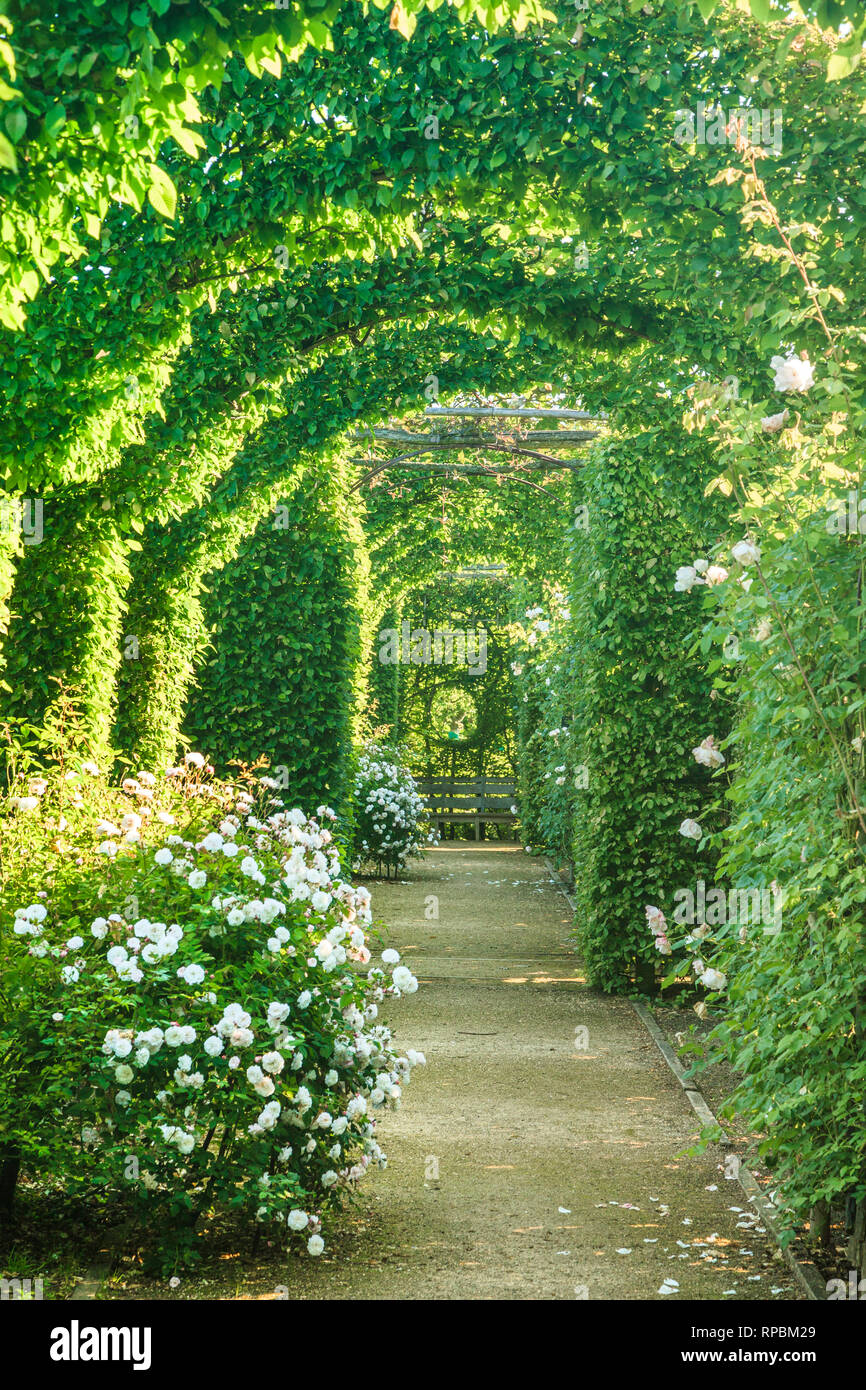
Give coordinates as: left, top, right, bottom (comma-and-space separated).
569, 424, 728, 992
0, 497, 27, 674
181, 480, 370, 813
369, 600, 403, 736
0, 493, 130, 760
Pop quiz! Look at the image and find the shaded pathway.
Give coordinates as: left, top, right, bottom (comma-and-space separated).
280, 844, 800, 1301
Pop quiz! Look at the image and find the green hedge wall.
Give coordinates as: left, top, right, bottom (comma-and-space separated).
512, 579, 577, 870
570, 425, 728, 992
183, 479, 370, 814
368, 600, 402, 736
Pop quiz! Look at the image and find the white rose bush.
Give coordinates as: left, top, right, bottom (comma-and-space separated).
657, 220, 866, 1243
0, 755, 424, 1271
352, 743, 435, 877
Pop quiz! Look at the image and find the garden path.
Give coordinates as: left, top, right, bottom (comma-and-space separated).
275, 844, 800, 1300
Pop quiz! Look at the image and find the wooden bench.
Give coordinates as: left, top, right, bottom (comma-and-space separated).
416, 776, 518, 840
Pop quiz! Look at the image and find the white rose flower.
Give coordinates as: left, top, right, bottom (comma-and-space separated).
731, 538, 760, 566
673, 565, 701, 593
761, 407, 789, 433
177, 963, 206, 986
391, 965, 418, 994
692, 737, 725, 769
770, 353, 814, 393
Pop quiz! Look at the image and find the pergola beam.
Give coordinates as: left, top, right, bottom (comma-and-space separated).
353, 428, 597, 446
348, 461, 586, 478
349, 457, 569, 501
424, 406, 604, 421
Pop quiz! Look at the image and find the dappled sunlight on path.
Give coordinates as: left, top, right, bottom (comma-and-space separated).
268, 845, 801, 1301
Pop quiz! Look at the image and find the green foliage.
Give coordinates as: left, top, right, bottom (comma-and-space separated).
0, 759, 423, 1269
652, 225, 866, 1226
567, 427, 727, 992
0, 0, 548, 330
512, 583, 576, 868
183, 478, 369, 812
394, 576, 515, 778
368, 602, 402, 733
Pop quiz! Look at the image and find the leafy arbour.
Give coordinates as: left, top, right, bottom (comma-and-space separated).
357, 413, 578, 789
0, 291, 518, 727
393, 575, 516, 779
111, 318, 584, 773
3, 0, 838, 693
181, 461, 370, 812
3, 0, 866, 1267
363, 448, 573, 603
363, 461, 560, 737
0, 0, 551, 331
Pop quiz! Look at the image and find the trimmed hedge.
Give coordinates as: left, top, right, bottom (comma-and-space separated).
569, 425, 728, 992
183, 480, 370, 813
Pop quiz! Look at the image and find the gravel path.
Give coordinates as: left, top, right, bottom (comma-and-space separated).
276, 844, 801, 1301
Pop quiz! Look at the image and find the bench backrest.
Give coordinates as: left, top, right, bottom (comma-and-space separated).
416, 777, 516, 814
